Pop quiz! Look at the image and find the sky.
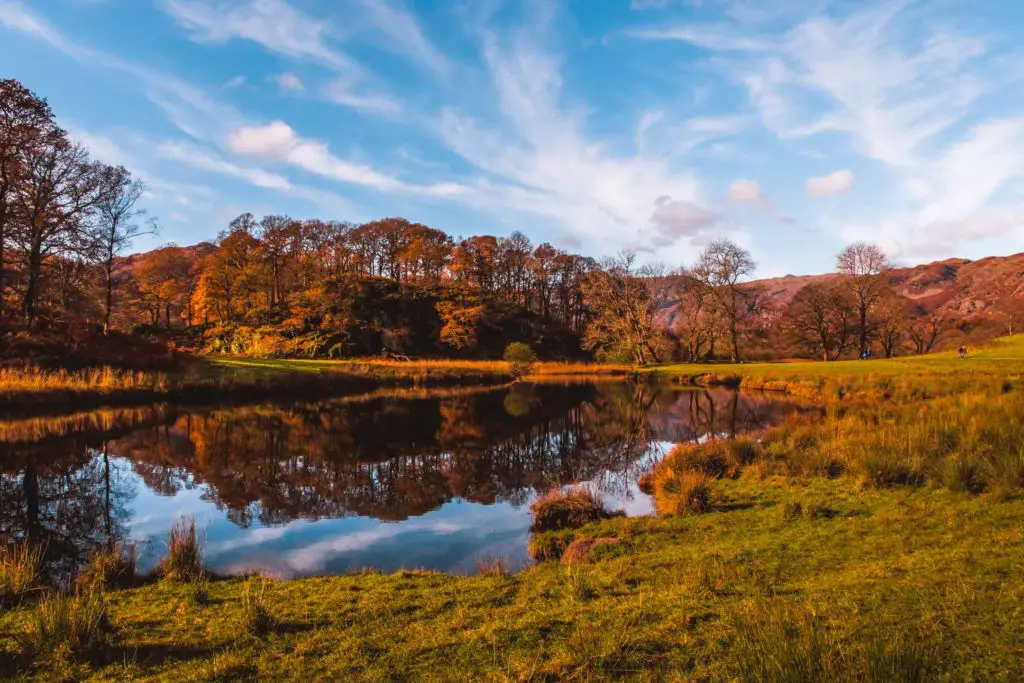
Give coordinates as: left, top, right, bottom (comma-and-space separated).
3, 0, 1024, 277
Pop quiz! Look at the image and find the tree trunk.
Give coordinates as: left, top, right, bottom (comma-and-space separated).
103, 264, 114, 334
22, 246, 43, 321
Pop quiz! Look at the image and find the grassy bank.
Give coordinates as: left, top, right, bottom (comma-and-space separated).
4, 343, 1024, 679
1, 479, 1020, 680
648, 335, 1024, 402
0, 357, 628, 416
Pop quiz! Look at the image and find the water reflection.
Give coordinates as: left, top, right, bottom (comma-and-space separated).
0, 383, 802, 577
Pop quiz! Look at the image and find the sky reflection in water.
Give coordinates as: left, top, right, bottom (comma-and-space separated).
0, 382, 802, 577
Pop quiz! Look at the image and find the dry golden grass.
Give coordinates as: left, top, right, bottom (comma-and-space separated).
0, 367, 167, 393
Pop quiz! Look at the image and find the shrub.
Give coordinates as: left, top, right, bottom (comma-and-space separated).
0, 539, 43, 606
653, 469, 715, 515
22, 585, 110, 668
159, 515, 204, 582
782, 502, 803, 521
504, 342, 537, 379
529, 487, 620, 533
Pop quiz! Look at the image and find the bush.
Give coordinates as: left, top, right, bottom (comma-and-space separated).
0, 539, 43, 606
504, 342, 537, 379
529, 487, 620, 533
159, 515, 205, 582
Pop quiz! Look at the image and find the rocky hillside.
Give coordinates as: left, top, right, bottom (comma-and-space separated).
756, 253, 1024, 323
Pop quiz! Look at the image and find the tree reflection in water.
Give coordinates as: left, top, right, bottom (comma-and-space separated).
0, 382, 802, 577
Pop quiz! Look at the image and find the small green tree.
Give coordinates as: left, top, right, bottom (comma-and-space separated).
504, 342, 537, 379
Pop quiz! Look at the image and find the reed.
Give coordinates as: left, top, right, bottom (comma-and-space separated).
158, 515, 205, 582
0, 539, 43, 606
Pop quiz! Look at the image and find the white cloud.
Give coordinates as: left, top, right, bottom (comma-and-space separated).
273, 72, 303, 92
728, 178, 763, 203
223, 74, 246, 88
805, 170, 854, 197
649, 196, 719, 245
162, 0, 356, 73
323, 78, 402, 115
354, 0, 448, 77
157, 140, 292, 190
227, 120, 465, 196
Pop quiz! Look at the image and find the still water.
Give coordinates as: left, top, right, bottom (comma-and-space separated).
0, 382, 801, 578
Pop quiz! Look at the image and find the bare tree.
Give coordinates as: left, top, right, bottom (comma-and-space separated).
694, 239, 756, 362
836, 242, 891, 356
906, 309, 949, 355
0, 79, 57, 318
92, 167, 152, 333
667, 268, 718, 361
993, 294, 1024, 336
582, 252, 660, 365
785, 282, 857, 361
875, 293, 910, 358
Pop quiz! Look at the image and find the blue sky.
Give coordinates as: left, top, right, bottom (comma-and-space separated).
3, 0, 1024, 277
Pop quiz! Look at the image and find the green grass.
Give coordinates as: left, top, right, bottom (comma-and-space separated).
1, 479, 1020, 680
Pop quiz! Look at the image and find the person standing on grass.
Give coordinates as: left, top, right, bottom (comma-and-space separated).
959, 345, 967, 359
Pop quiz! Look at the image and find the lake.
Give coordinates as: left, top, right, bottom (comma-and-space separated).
0, 382, 803, 579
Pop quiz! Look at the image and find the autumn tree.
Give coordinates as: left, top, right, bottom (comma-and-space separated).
785, 283, 857, 361
436, 291, 486, 351
836, 242, 891, 356
582, 253, 660, 365
12, 133, 115, 320
0, 79, 56, 318
693, 239, 756, 363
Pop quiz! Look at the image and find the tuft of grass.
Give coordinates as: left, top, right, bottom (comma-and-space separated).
529, 487, 621, 533
0, 540, 43, 606
475, 556, 511, 578
21, 584, 110, 669
652, 467, 715, 515
159, 515, 205, 582
240, 576, 278, 638
79, 543, 137, 590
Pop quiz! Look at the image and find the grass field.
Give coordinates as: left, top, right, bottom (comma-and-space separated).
2, 342, 1024, 679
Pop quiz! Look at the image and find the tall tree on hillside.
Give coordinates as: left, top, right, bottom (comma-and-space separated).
836, 242, 891, 356
785, 282, 857, 361
693, 239, 756, 363
91, 166, 151, 333
582, 253, 660, 366
0, 80, 57, 319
